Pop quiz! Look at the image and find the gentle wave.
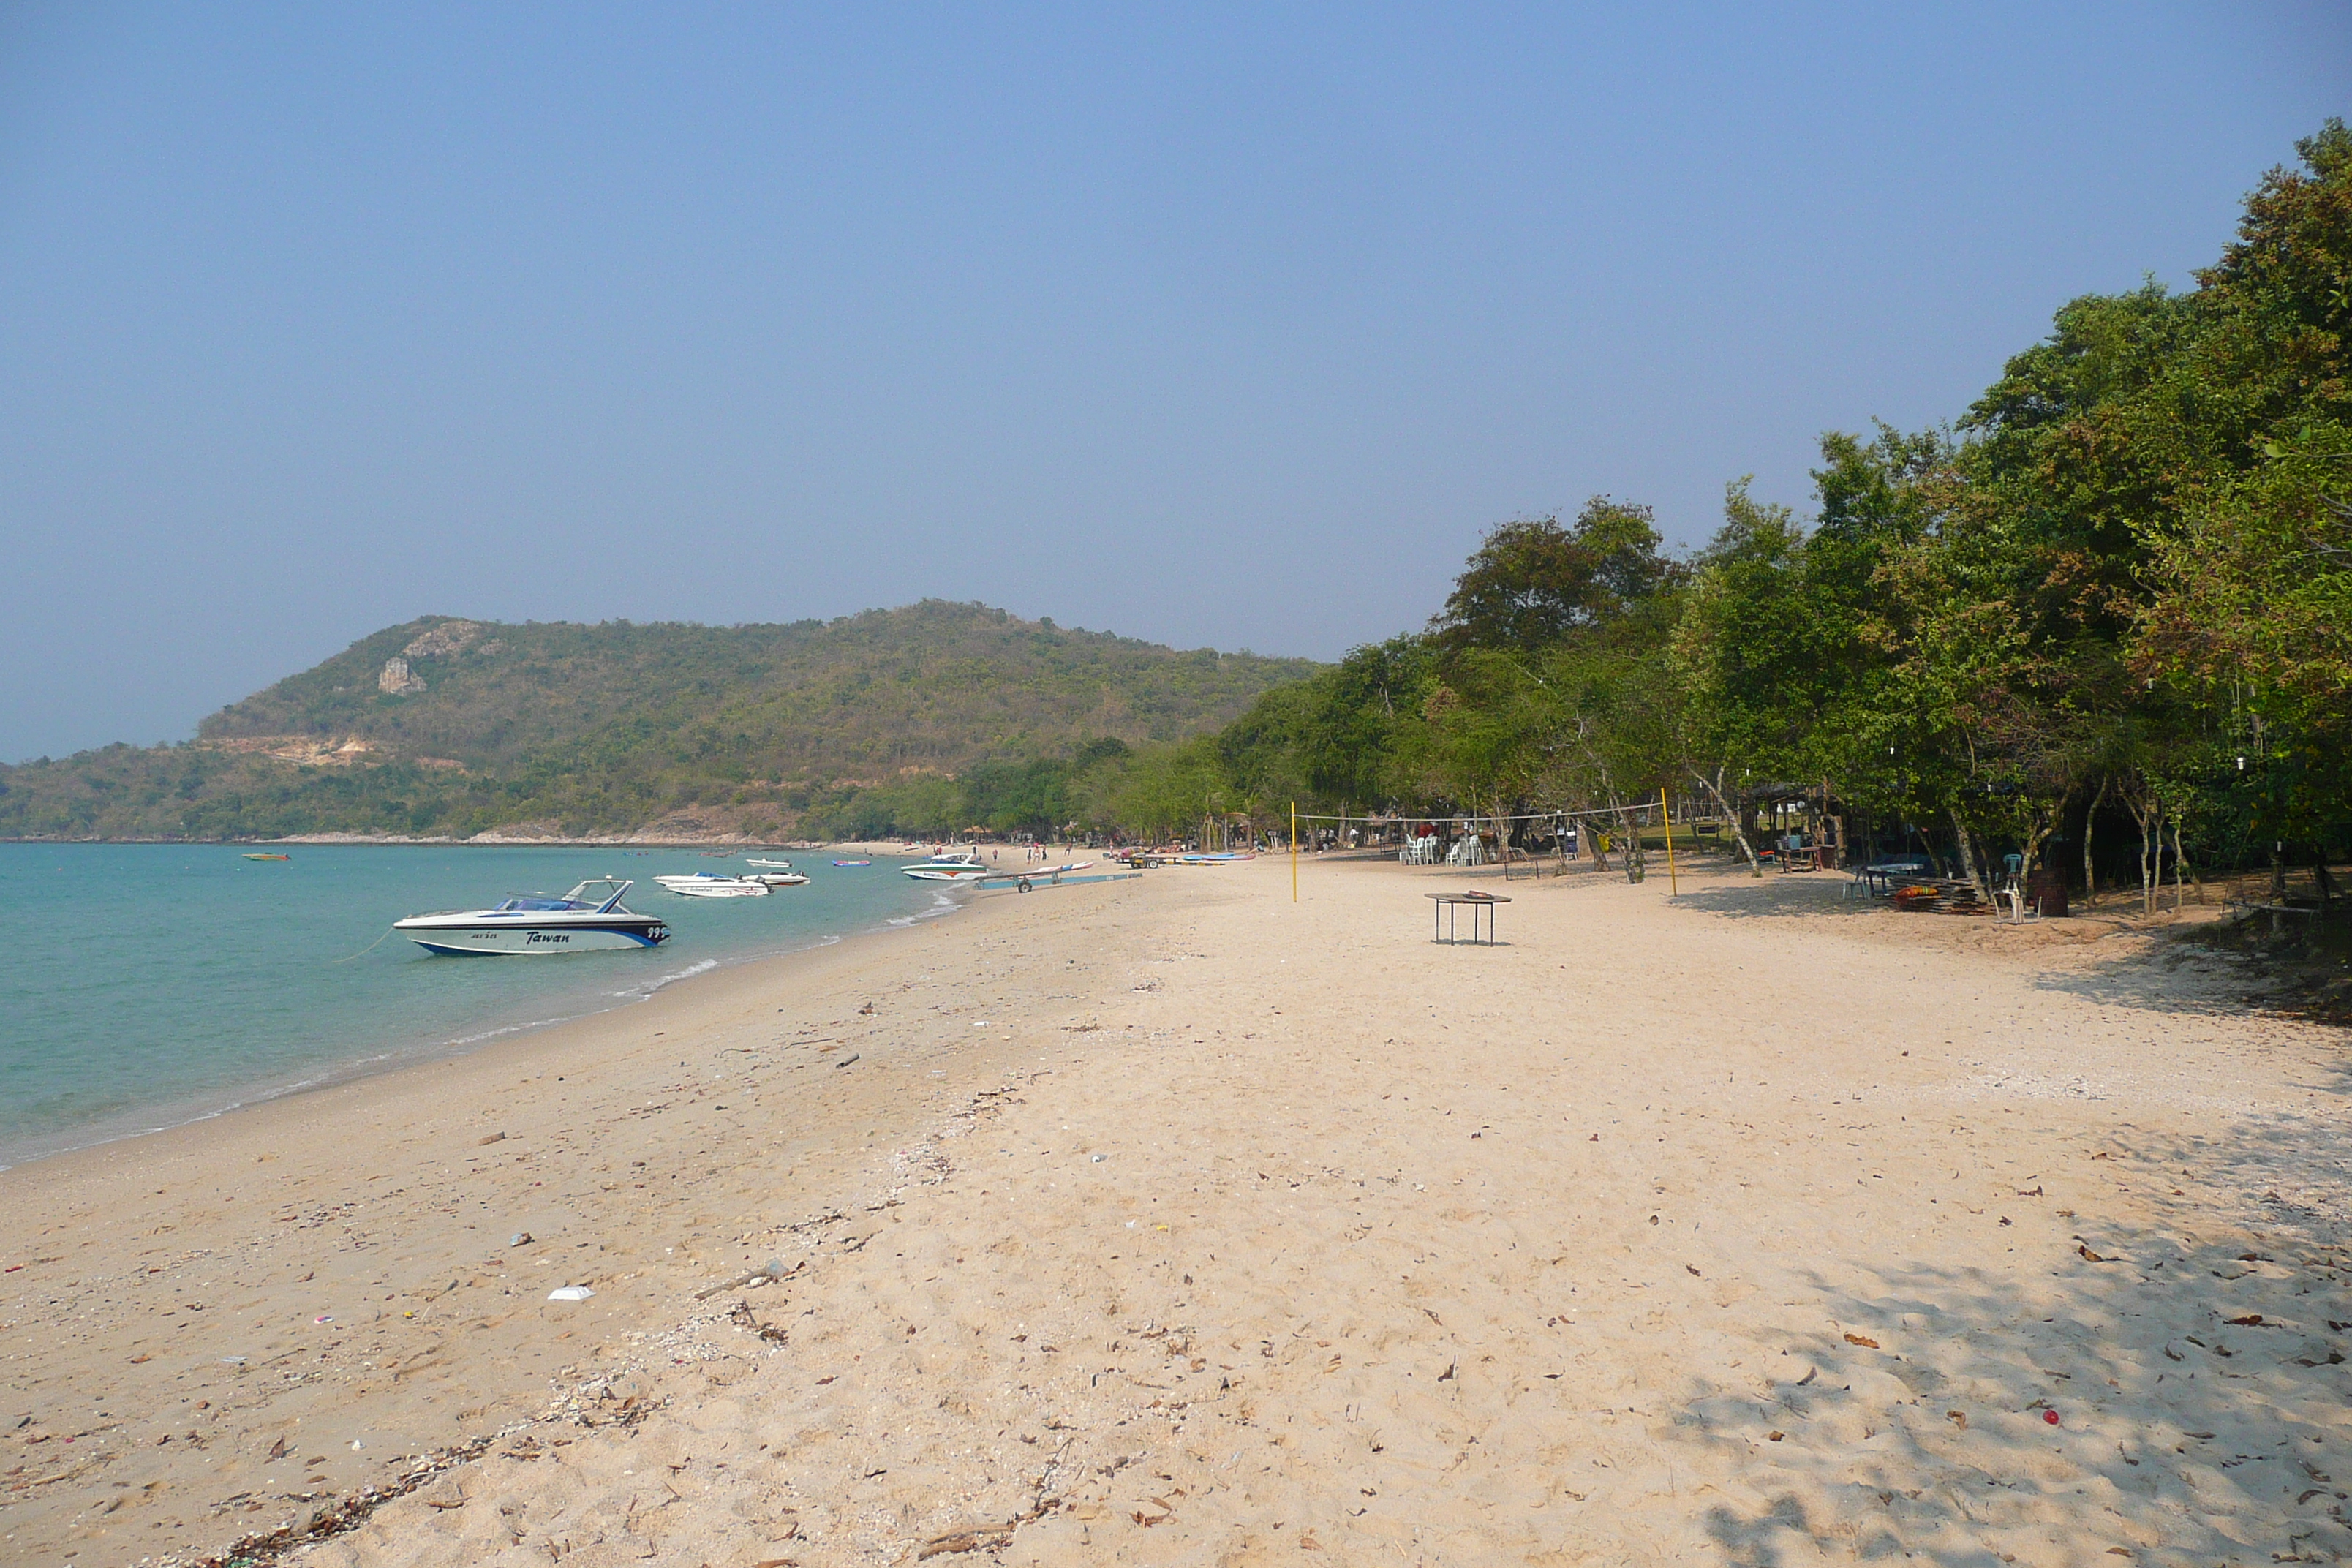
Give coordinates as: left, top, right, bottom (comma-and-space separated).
887, 892, 963, 927
445, 1015, 578, 1047
611, 957, 720, 1000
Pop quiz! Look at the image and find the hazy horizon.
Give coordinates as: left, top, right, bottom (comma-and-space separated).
4, 4, 2344, 763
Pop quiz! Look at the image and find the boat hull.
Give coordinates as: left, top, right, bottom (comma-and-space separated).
393, 919, 668, 955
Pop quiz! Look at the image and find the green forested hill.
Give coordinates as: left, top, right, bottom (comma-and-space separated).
0, 603, 1318, 840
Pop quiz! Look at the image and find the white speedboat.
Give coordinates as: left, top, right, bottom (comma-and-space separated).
901, 849, 991, 881
653, 872, 770, 898
745, 857, 794, 869
749, 871, 809, 886
393, 879, 669, 956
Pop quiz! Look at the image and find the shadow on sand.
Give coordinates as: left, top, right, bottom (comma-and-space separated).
1664, 874, 1876, 921
1679, 1117, 2352, 1563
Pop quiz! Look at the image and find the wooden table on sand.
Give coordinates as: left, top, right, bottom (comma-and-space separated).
1428, 890, 1511, 945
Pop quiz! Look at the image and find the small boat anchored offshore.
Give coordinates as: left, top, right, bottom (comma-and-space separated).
393, 879, 669, 955
242, 853, 292, 861
653, 872, 770, 898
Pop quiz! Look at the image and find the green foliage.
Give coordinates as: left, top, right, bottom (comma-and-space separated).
0, 603, 1312, 840
1428, 499, 1679, 659
1183, 121, 2352, 881
1218, 636, 1435, 813
1076, 736, 1238, 842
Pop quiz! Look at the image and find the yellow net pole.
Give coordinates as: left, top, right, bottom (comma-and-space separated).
1291, 802, 1299, 902
1661, 788, 1679, 895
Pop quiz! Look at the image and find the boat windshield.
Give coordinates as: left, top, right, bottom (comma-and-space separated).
562, 878, 632, 912
493, 895, 589, 913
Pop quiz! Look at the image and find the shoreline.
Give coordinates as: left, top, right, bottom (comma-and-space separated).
11, 856, 2351, 1564
0, 837, 1072, 850
0, 846, 964, 1175
0, 841, 865, 851
0, 845, 964, 1175
0, 872, 1062, 1562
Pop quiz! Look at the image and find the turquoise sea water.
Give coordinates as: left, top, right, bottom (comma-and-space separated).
0, 845, 953, 1168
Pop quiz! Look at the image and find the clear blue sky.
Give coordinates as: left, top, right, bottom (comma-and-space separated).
2, 4, 2342, 762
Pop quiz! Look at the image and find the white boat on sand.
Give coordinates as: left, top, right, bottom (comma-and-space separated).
393, 879, 669, 955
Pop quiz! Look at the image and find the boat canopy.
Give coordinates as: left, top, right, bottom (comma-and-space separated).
484, 879, 635, 915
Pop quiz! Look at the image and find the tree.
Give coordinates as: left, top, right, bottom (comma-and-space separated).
1079, 737, 1234, 843
1670, 478, 1841, 872
1429, 499, 1678, 659
1220, 636, 1436, 816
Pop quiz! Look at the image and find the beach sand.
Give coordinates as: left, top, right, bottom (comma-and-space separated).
7, 853, 2350, 1565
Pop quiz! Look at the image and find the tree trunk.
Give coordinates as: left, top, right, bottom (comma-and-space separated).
2119, 777, 2163, 918
2081, 776, 2107, 908
2017, 813, 2057, 922
1693, 767, 1763, 876
1949, 810, 1994, 909
1611, 797, 1646, 883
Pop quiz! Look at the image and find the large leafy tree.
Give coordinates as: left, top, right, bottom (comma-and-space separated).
2131, 121, 2352, 862
1428, 498, 1679, 660
1940, 119, 2352, 886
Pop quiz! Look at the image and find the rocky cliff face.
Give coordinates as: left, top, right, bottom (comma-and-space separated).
401, 619, 489, 660
377, 657, 427, 695
195, 735, 380, 766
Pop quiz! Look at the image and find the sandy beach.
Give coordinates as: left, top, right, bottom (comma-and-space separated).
7, 851, 2350, 1566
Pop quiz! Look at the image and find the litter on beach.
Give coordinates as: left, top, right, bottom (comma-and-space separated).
546, 1286, 595, 1302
